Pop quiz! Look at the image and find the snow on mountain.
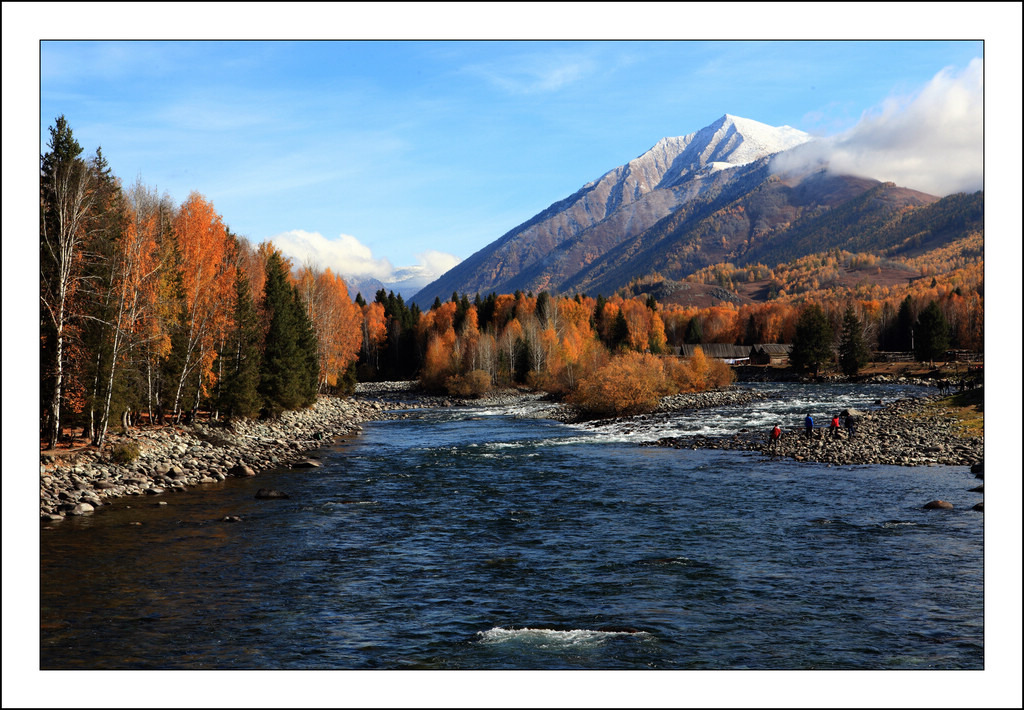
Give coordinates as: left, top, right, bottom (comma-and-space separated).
412, 115, 815, 305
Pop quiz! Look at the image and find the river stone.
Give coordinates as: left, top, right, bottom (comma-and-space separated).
229, 463, 257, 477
291, 459, 322, 468
971, 502, 984, 512
70, 502, 95, 515
255, 488, 289, 500
923, 500, 954, 510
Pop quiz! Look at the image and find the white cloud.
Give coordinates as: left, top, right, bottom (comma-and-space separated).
414, 249, 462, 277
266, 230, 460, 292
772, 58, 983, 196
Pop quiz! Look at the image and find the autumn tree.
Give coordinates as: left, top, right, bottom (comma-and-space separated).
297, 266, 362, 393
166, 192, 234, 422
571, 351, 669, 417
676, 346, 736, 392
359, 300, 388, 378
85, 167, 164, 445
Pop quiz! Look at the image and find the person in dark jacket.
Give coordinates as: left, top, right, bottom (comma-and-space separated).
804, 414, 814, 438
844, 413, 857, 438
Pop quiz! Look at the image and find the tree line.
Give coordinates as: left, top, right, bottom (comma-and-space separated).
41, 116, 982, 447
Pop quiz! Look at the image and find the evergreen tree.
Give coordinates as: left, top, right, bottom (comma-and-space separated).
913, 300, 950, 365
838, 304, 870, 376
219, 268, 262, 419
684, 317, 704, 345
592, 294, 607, 337
536, 291, 552, 322
790, 303, 834, 376
292, 287, 320, 405
893, 295, 915, 351
259, 250, 317, 417
40, 115, 93, 447
611, 310, 630, 351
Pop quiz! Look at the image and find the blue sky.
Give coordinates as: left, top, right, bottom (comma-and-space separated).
31, 31, 992, 294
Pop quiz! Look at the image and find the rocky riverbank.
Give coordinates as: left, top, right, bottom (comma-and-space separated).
648, 393, 984, 469
41, 381, 984, 520
39, 395, 398, 520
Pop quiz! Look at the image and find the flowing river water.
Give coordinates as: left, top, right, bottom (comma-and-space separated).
39, 383, 983, 670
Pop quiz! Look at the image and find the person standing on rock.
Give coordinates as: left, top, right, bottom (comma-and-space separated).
830, 414, 841, 438
844, 413, 857, 438
804, 413, 814, 438
770, 424, 782, 452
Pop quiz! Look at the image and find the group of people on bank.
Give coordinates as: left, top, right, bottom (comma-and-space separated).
769, 411, 859, 450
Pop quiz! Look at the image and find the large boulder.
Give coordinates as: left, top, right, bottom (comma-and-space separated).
923, 500, 954, 510
69, 502, 95, 515
228, 462, 257, 478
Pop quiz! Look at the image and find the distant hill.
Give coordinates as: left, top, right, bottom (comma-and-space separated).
412, 114, 983, 307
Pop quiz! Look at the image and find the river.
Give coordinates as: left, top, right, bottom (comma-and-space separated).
39, 383, 983, 671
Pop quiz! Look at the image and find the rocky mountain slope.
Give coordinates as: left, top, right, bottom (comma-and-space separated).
412, 114, 980, 306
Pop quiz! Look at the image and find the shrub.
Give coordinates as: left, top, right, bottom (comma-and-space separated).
666, 347, 735, 392
571, 351, 669, 417
110, 441, 141, 464
445, 369, 492, 397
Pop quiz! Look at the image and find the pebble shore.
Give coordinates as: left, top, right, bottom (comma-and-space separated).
648, 393, 984, 469
39, 394, 398, 520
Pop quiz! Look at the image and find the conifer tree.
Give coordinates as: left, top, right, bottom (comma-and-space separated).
790, 302, 834, 376
684, 317, 704, 345
611, 310, 631, 351
40, 115, 93, 447
219, 267, 262, 419
913, 300, 950, 365
258, 249, 318, 416
893, 295, 915, 351
838, 304, 870, 376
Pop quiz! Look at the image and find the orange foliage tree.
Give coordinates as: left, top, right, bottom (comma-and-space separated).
571, 351, 669, 417
168, 192, 234, 422
296, 265, 363, 392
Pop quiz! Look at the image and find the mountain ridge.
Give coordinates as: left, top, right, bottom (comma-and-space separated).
411, 114, 977, 306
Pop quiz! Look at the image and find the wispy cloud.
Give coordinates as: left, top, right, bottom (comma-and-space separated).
463, 51, 595, 95
772, 58, 983, 196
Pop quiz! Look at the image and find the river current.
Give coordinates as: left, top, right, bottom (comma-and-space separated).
39, 383, 983, 671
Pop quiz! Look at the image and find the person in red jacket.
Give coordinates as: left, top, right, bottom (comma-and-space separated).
830, 414, 841, 438
770, 424, 782, 451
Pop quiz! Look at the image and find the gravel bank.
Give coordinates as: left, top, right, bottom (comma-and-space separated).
39, 395, 399, 520
648, 393, 984, 468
